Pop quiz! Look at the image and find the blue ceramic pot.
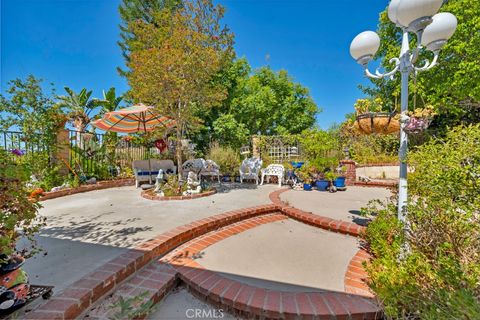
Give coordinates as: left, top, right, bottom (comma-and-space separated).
303, 183, 313, 191
334, 177, 346, 188
315, 180, 329, 191
291, 161, 305, 169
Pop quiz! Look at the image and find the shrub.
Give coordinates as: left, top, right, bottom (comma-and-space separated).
0, 149, 45, 262
206, 143, 240, 175
362, 124, 480, 319
298, 128, 341, 171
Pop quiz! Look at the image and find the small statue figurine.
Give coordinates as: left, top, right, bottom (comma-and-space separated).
154, 169, 165, 194
183, 171, 202, 196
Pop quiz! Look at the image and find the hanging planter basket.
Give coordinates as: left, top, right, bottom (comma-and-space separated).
404, 117, 432, 135
354, 112, 400, 135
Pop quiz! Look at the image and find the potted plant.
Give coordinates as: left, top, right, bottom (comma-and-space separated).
333, 165, 347, 189
404, 105, 436, 135
297, 165, 314, 191
315, 170, 330, 191
324, 171, 338, 193
353, 98, 399, 135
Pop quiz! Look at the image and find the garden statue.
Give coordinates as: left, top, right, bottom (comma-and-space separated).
154, 169, 166, 194
183, 171, 202, 196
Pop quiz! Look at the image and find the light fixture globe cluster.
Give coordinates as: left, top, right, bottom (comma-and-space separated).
350, 0, 457, 63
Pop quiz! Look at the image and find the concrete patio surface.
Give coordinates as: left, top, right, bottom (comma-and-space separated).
280, 186, 391, 225
22, 183, 277, 293
196, 219, 360, 293
148, 287, 238, 320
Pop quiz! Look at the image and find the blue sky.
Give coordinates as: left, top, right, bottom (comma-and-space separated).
1, 0, 389, 128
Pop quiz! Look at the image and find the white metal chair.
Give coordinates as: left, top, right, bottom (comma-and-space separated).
182, 158, 221, 183
260, 164, 285, 187
239, 157, 263, 184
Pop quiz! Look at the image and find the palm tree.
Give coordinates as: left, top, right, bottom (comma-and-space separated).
57, 87, 101, 133
97, 87, 124, 116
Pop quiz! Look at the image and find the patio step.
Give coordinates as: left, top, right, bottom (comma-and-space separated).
81, 261, 177, 319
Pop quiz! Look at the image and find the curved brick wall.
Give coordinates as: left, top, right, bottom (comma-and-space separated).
39, 179, 135, 201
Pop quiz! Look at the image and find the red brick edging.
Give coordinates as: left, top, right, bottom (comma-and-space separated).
270, 188, 365, 237
25, 204, 281, 319
344, 249, 374, 298
39, 178, 135, 201
354, 181, 397, 188
27, 189, 379, 319
163, 214, 380, 319
141, 188, 217, 201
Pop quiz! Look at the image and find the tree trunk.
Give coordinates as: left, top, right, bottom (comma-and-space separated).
176, 125, 183, 180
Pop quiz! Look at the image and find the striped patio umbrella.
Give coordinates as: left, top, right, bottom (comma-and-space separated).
91, 104, 176, 184
91, 104, 175, 133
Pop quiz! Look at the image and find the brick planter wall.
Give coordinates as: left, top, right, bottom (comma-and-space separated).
39, 179, 135, 201
340, 160, 356, 186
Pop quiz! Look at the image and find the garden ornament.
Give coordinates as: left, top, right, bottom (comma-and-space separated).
183, 171, 202, 196
0, 256, 29, 312
154, 169, 165, 193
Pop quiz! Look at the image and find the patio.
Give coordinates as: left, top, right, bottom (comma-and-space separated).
19, 183, 389, 319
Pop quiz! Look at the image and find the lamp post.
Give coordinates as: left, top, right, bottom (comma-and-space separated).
349, 0, 457, 222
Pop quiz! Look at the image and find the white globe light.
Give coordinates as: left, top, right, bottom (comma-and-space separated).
388, 0, 402, 25
396, 0, 443, 28
350, 31, 380, 63
421, 12, 458, 50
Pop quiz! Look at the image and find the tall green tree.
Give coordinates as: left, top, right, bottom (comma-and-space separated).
198, 63, 318, 149
0, 75, 64, 146
118, 0, 182, 77
57, 87, 101, 132
127, 0, 234, 168
362, 0, 480, 131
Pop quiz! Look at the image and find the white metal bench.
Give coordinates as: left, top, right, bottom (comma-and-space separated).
260, 164, 285, 187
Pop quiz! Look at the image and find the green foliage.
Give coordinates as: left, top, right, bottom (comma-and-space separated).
0, 75, 64, 146
344, 133, 399, 165
206, 143, 240, 175
363, 124, 480, 319
363, 0, 480, 132
161, 174, 188, 196
57, 87, 102, 132
193, 59, 319, 151
212, 114, 249, 149
127, 0, 234, 170
110, 291, 155, 320
117, 0, 182, 78
0, 76, 65, 190
298, 128, 341, 171
0, 149, 45, 261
